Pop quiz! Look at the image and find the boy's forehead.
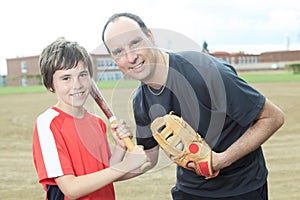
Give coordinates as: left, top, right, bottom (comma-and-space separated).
56, 61, 87, 73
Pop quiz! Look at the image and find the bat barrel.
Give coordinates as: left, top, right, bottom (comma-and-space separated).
90, 80, 135, 150
90, 80, 152, 171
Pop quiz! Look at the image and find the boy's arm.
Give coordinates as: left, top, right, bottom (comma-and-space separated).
55, 145, 148, 199
109, 144, 126, 166
115, 145, 159, 181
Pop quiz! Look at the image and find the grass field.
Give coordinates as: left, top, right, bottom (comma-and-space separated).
0, 80, 140, 95
0, 70, 299, 199
1, 70, 299, 95
238, 69, 300, 83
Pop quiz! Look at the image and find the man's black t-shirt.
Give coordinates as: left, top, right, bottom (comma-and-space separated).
133, 51, 267, 197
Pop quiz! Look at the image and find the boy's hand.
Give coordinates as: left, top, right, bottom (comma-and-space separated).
122, 145, 149, 172
110, 119, 133, 149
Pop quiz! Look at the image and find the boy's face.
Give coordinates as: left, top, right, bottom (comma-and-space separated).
52, 62, 91, 115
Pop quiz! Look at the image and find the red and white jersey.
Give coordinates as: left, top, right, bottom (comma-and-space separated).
33, 107, 115, 200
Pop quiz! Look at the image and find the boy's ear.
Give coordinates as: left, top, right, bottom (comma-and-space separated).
49, 87, 55, 93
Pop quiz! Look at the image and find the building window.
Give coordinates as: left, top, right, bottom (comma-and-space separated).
21, 61, 27, 73
22, 76, 27, 86
246, 56, 250, 63
97, 58, 118, 69
98, 71, 123, 81
231, 57, 235, 64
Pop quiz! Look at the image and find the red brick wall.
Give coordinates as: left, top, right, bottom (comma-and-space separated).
6, 55, 40, 86
6, 50, 300, 86
260, 50, 300, 62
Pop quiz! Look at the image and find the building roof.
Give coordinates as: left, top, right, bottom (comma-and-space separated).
90, 44, 109, 55
6, 55, 40, 61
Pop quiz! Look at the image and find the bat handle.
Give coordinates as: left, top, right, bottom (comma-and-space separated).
109, 117, 152, 171
122, 137, 135, 151
109, 116, 135, 151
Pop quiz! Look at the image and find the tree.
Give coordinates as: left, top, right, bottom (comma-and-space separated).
202, 41, 209, 53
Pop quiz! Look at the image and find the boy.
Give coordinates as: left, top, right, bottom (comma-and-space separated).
32, 38, 147, 200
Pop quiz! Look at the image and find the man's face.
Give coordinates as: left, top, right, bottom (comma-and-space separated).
104, 17, 158, 82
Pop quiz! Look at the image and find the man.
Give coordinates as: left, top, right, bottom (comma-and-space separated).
101, 13, 284, 199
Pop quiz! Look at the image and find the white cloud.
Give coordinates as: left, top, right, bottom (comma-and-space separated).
1, 0, 300, 75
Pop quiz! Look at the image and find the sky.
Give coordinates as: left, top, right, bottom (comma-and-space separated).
1, 0, 300, 75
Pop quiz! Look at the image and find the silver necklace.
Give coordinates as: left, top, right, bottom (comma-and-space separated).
147, 53, 169, 96
147, 84, 166, 96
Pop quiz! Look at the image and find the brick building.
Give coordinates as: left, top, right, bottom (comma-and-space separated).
5, 49, 300, 86
90, 45, 123, 81
5, 46, 118, 86
209, 51, 260, 65
260, 50, 300, 62
6, 55, 40, 86
210, 50, 300, 71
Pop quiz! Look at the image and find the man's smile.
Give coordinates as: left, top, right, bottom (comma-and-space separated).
129, 61, 145, 71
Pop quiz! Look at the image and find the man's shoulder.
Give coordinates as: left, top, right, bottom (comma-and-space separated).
170, 51, 236, 74
171, 51, 209, 60
170, 51, 214, 66
176, 50, 205, 56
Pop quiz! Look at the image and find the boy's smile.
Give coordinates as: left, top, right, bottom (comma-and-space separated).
52, 62, 91, 117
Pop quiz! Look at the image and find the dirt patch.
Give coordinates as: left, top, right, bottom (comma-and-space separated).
0, 82, 299, 199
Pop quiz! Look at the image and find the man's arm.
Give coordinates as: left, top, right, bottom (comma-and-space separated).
212, 98, 284, 171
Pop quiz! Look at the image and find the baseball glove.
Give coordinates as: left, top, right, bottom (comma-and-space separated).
150, 112, 219, 179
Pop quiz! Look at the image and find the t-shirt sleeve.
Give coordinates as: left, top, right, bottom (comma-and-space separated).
219, 64, 265, 127
32, 113, 74, 186
97, 118, 112, 158
136, 123, 158, 150
133, 87, 158, 150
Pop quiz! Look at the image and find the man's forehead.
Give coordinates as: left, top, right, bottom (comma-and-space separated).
104, 17, 144, 41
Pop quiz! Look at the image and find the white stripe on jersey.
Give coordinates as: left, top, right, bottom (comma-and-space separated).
37, 108, 63, 178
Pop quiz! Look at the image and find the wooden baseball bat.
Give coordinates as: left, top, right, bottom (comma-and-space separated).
90, 80, 151, 170
90, 80, 135, 150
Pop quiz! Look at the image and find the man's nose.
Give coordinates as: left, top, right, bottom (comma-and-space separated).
126, 50, 138, 63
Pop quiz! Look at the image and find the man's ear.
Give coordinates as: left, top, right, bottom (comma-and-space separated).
146, 29, 155, 44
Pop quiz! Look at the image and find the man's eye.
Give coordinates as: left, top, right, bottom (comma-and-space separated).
131, 39, 141, 47
113, 49, 124, 56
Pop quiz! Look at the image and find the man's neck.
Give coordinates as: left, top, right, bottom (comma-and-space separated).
146, 51, 169, 89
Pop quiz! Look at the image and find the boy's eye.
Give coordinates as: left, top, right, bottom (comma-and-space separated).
62, 76, 71, 81
80, 72, 88, 77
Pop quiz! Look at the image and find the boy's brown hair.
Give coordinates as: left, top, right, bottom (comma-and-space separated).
39, 37, 93, 92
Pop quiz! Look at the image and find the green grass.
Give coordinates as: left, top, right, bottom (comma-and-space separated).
0, 85, 47, 95
0, 80, 140, 95
96, 79, 140, 89
1, 71, 299, 95
238, 70, 300, 83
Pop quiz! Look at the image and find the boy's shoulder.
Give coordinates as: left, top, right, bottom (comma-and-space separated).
85, 110, 107, 128
37, 107, 60, 122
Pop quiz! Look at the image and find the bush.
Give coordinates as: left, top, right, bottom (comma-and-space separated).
285, 63, 300, 74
